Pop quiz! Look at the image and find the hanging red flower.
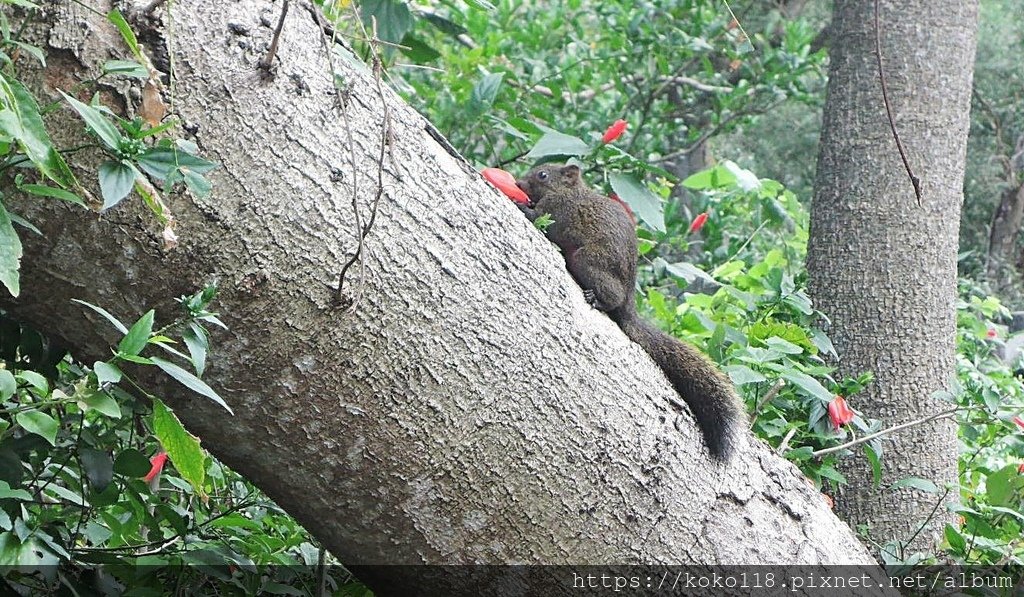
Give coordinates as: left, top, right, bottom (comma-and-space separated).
143, 451, 168, 483
601, 119, 628, 144
1013, 416, 1024, 431
481, 167, 530, 204
827, 395, 855, 430
688, 212, 709, 234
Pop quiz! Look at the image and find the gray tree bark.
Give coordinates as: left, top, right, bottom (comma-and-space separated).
986, 135, 1024, 287
807, 0, 978, 556
5, 0, 878, 592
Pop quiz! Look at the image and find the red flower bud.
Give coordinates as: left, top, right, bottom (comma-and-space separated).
688, 211, 709, 234
1018, 462, 1024, 474
986, 328, 997, 339
1014, 416, 1024, 431
143, 451, 168, 483
481, 167, 530, 204
827, 395, 855, 430
601, 119, 628, 144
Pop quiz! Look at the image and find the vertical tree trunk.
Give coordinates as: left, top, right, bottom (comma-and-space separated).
986, 135, 1024, 286
807, 0, 978, 555
988, 182, 1024, 283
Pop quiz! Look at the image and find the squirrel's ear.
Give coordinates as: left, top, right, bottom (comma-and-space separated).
561, 164, 581, 182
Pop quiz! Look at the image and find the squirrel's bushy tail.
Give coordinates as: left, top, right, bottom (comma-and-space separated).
611, 305, 745, 461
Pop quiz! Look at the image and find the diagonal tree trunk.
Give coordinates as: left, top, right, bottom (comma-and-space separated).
4, 1, 877, 592
807, 0, 978, 556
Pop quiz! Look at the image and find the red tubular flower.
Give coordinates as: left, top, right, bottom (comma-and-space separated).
688, 211, 709, 234
601, 119, 628, 144
1018, 462, 1024, 474
827, 395, 854, 430
1013, 416, 1024, 431
986, 328, 997, 339
481, 167, 530, 204
143, 451, 168, 483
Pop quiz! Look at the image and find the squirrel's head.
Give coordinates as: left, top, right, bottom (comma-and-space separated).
516, 163, 581, 205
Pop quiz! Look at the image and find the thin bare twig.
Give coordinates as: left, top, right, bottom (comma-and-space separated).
874, 0, 922, 206
750, 378, 786, 426
776, 427, 798, 454
332, 7, 393, 311
260, 0, 290, 71
310, 6, 364, 309
809, 406, 961, 458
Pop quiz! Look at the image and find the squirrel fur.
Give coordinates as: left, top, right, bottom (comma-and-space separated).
516, 163, 745, 461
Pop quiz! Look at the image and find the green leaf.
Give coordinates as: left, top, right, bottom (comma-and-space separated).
525, 130, 590, 160
780, 370, 833, 402
0, 200, 21, 297
118, 353, 152, 365
784, 446, 814, 461
943, 523, 966, 553
151, 356, 233, 414
44, 483, 88, 507
398, 33, 440, 63
359, 0, 413, 45
79, 448, 114, 492
106, 9, 142, 62
15, 410, 57, 446
469, 72, 503, 112
182, 325, 208, 376
102, 59, 148, 79
681, 164, 736, 190
152, 399, 206, 494
182, 169, 212, 198
889, 477, 938, 494
136, 147, 218, 180
0, 369, 14, 399
18, 184, 85, 206
8, 213, 38, 238
93, 361, 123, 385
16, 370, 46, 393
723, 365, 767, 385
985, 465, 1023, 507
420, 12, 468, 38
59, 91, 123, 152
721, 160, 760, 192
0, 76, 77, 188
118, 309, 154, 357
9, 41, 42, 65
608, 172, 665, 232
79, 389, 121, 418
863, 443, 882, 488
71, 299, 129, 334
988, 505, 1024, 523
2, 1, 41, 9
113, 448, 151, 477
0, 481, 31, 501
664, 261, 716, 286
98, 160, 137, 210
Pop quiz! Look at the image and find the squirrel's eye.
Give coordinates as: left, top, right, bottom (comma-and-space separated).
537, 171, 549, 181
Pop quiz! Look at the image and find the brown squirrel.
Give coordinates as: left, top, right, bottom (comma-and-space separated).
516, 163, 745, 461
